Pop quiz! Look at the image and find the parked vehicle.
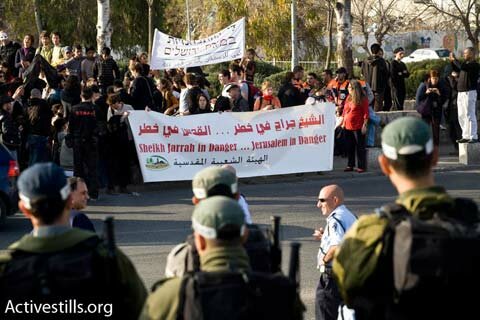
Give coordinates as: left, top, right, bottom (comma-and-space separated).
402, 48, 450, 63
0, 143, 19, 227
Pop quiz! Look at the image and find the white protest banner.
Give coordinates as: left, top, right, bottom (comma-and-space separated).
128, 103, 336, 182
150, 18, 245, 70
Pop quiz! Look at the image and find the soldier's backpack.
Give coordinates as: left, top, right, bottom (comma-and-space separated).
347, 198, 480, 319
165, 224, 272, 277
0, 236, 116, 308
175, 270, 298, 320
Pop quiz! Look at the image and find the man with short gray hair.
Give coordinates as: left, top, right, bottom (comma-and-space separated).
313, 184, 356, 320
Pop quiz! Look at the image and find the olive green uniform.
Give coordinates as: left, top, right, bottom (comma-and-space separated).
333, 186, 453, 306
0, 228, 147, 320
140, 246, 250, 320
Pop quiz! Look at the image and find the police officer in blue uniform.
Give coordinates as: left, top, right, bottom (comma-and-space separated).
313, 184, 357, 320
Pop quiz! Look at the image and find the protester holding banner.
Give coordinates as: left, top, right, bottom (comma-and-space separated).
226, 83, 249, 112
197, 93, 212, 114
182, 73, 204, 115
240, 48, 256, 83
106, 93, 133, 194
158, 78, 179, 115
129, 101, 335, 182
278, 72, 305, 108
150, 18, 245, 70
130, 63, 156, 111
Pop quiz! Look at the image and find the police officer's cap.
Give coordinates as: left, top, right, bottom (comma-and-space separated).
381, 117, 433, 160
192, 166, 237, 200
17, 162, 70, 209
192, 196, 245, 239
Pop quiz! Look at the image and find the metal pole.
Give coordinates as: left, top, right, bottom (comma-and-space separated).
291, 0, 298, 71
148, 0, 153, 58
186, 0, 191, 41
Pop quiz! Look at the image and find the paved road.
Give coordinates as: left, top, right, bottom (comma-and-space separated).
1, 169, 479, 319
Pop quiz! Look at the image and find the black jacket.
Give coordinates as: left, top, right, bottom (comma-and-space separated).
27, 98, 53, 136
0, 110, 21, 149
93, 57, 119, 87
390, 59, 410, 90
130, 76, 155, 110
0, 41, 21, 74
362, 56, 390, 92
185, 86, 204, 114
451, 59, 480, 92
278, 82, 304, 107
68, 101, 98, 141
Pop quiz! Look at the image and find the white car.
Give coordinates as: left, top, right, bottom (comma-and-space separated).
401, 48, 450, 63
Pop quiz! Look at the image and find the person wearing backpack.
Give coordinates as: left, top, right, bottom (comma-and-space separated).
141, 196, 304, 320
164, 166, 262, 278
0, 162, 147, 319
333, 117, 480, 320
313, 185, 357, 320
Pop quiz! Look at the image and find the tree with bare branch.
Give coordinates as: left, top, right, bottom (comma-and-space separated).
416, 0, 480, 56
352, 0, 422, 54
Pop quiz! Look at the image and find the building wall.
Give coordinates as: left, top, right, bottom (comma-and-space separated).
352, 30, 473, 59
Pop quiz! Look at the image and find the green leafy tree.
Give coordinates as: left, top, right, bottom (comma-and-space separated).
3, 0, 163, 56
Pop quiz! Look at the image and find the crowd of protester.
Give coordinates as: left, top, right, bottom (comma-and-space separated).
1, 28, 476, 194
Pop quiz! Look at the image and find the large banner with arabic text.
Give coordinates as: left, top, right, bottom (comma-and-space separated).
150, 18, 245, 70
128, 103, 336, 182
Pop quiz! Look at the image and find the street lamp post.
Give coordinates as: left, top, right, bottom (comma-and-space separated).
291, 0, 298, 70
147, 0, 153, 57
186, 0, 192, 41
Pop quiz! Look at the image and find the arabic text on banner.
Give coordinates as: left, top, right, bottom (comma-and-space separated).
128, 103, 336, 182
150, 18, 245, 70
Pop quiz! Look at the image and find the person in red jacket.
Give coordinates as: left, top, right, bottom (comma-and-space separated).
342, 79, 369, 173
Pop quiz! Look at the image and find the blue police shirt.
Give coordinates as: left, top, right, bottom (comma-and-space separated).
317, 204, 357, 267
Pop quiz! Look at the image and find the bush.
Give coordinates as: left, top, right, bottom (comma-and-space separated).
253, 60, 283, 87
262, 71, 290, 93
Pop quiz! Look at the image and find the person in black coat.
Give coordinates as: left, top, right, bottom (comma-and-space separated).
415, 70, 449, 146
390, 47, 410, 110
277, 71, 305, 107
14, 34, 36, 79
68, 87, 99, 200
0, 31, 21, 76
0, 95, 21, 159
129, 63, 158, 110
362, 43, 390, 111
26, 89, 53, 165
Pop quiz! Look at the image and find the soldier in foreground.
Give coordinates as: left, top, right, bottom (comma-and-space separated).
0, 162, 147, 319
333, 117, 480, 319
141, 196, 304, 320
165, 166, 271, 277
